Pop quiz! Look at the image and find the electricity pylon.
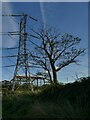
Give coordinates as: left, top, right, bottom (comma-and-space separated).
7, 14, 37, 91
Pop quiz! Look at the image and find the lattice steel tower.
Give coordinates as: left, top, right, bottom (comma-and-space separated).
11, 14, 37, 91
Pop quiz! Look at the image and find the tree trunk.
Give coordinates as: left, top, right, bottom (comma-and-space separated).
52, 68, 58, 84
48, 70, 53, 84
49, 58, 58, 84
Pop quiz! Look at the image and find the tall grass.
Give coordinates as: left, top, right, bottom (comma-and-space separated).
2, 77, 90, 118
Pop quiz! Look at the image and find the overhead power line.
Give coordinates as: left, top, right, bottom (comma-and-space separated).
1, 53, 31, 58
2, 55, 18, 58
2, 14, 39, 91
2, 65, 16, 67
0, 47, 18, 50
2, 14, 38, 21
2, 65, 41, 68
0, 32, 20, 35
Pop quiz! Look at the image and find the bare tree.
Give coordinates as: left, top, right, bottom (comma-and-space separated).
29, 26, 85, 84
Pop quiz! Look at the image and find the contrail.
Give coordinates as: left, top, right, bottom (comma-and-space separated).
40, 0, 46, 28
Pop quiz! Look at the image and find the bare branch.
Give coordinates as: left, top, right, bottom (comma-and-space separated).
29, 26, 85, 84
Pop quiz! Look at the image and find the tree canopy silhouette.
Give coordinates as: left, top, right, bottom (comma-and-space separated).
30, 26, 85, 84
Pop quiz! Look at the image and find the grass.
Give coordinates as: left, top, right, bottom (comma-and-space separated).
2, 77, 90, 119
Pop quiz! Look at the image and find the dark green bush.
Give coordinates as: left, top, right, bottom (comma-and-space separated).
2, 76, 90, 118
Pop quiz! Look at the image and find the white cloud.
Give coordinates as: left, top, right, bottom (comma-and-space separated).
2, 3, 18, 31
2, 2, 19, 48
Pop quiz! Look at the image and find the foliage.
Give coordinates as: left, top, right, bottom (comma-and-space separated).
2, 77, 90, 118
